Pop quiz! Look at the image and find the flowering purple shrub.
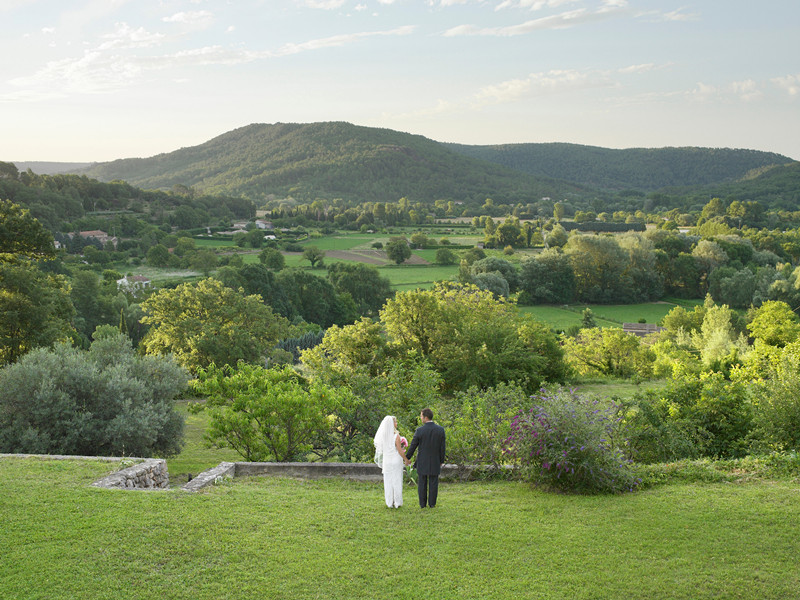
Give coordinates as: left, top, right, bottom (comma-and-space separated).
504, 388, 640, 494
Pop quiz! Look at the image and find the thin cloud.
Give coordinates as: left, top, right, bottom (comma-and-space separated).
444, 3, 629, 36
638, 7, 700, 22
301, 0, 347, 8
618, 63, 655, 74
731, 79, 761, 102
98, 22, 165, 50
474, 69, 615, 106
269, 25, 415, 56
6, 24, 417, 98
495, 0, 581, 10
687, 80, 769, 103
162, 11, 214, 26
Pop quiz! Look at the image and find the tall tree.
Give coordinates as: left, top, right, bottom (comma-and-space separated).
380, 282, 565, 393
0, 199, 55, 262
141, 278, 290, 373
326, 262, 393, 317
385, 237, 412, 264
0, 201, 72, 364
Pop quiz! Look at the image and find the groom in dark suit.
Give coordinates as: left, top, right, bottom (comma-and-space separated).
405, 408, 446, 508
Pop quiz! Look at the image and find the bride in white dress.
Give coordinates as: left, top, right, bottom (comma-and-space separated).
373, 415, 408, 508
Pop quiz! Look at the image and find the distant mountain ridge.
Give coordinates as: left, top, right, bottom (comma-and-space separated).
70, 122, 796, 204
443, 142, 794, 192
77, 122, 586, 205
14, 161, 93, 175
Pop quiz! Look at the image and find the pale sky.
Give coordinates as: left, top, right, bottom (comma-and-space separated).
1, 0, 798, 162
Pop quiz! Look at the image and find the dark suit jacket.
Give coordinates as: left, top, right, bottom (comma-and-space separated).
405, 421, 446, 476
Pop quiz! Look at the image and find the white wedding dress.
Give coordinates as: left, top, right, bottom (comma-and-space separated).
374, 416, 404, 508
382, 434, 404, 508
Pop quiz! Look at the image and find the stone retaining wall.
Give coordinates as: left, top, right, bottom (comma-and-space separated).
181, 461, 471, 492
2, 454, 484, 493
91, 458, 169, 490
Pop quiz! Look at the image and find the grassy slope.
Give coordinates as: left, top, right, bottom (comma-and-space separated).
2, 457, 799, 600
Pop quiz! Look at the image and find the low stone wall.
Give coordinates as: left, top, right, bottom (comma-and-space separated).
181, 461, 469, 492
91, 458, 169, 490
181, 461, 236, 493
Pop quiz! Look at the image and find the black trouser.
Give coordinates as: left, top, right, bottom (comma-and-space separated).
418, 473, 439, 508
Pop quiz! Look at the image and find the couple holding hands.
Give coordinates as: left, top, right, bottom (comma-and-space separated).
373, 408, 446, 509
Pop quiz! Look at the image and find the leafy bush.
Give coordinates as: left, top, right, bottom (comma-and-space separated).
745, 341, 800, 452
504, 388, 640, 494
0, 329, 188, 457
190, 363, 354, 462
624, 373, 753, 462
437, 383, 529, 475
634, 452, 800, 489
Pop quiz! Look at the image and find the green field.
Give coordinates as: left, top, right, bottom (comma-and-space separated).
580, 302, 678, 324
5, 381, 798, 599
519, 305, 619, 330
3, 456, 799, 599
519, 301, 690, 330
380, 264, 459, 289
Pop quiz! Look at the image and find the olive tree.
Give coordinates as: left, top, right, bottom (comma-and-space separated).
0, 329, 187, 457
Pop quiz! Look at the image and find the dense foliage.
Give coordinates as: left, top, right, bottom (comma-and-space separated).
78, 122, 585, 205
0, 329, 187, 457
445, 142, 792, 192
141, 278, 291, 373
504, 388, 640, 494
190, 363, 351, 462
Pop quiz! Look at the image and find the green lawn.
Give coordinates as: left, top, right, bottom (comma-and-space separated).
194, 238, 236, 249
298, 235, 377, 251
167, 401, 240, 486
519, 305, 619, 330
380, 264, 459, 289
2, 457, 799, 599
580, 302, 678, 324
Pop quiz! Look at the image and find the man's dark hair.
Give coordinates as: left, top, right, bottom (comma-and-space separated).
421, 408, 434, 420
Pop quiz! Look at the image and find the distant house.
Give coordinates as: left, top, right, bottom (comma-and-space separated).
622, 323, 665, 338
232, 221, 249, 230
255, 220, 274, 230
77, 230, 118, 248
117, 275, 151, 295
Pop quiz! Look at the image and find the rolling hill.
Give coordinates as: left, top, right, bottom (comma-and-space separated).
71, 122, 798, 209
443, 142, 794, 192
77, 122, 587, 205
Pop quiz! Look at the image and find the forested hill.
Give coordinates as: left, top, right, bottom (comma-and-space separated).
77, 122, 587, 205
443, 142, 794, 192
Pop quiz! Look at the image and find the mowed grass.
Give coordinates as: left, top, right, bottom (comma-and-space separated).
381, 264, 459, 290
2, 456, 799, 600
582, 302, 678, 324
167, 401, 240, 486
519, 305, 619, 330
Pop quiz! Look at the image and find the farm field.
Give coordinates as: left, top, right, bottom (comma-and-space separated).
2, 456, 799, 600
519, 305, 619, 330
571, 302, 677, 324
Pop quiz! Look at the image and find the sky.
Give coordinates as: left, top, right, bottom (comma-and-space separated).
1, 0, 798, 163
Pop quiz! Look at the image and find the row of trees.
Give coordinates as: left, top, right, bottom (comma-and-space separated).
457, 228, 791, 308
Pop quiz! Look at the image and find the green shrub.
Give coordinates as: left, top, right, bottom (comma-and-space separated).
0, 330, 188, 457
624, 373, 753, 462
437, 383, 528, 474
745, 342, 800, 452
504, 388, 640, 494
190, 363, 355, 462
